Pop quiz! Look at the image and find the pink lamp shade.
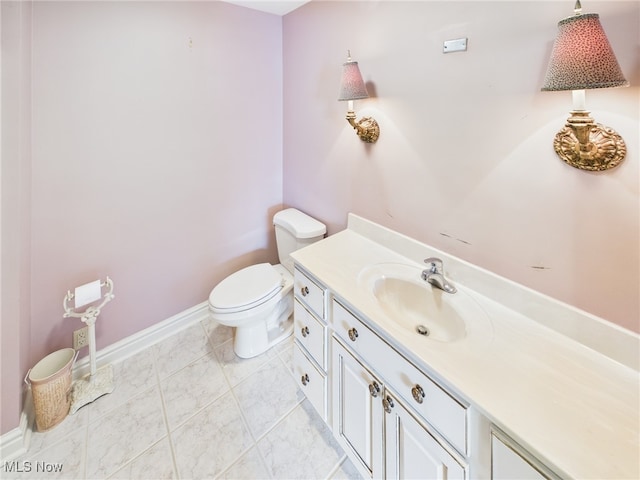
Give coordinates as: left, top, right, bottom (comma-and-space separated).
338, 60, 369, 101
541, 13, 628, 91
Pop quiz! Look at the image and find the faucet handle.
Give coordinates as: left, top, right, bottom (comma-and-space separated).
424, 257, 443, 272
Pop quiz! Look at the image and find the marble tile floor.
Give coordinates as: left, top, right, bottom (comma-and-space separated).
3, 318, 361, 480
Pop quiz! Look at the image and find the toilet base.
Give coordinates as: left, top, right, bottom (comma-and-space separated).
233, 297, 294, 359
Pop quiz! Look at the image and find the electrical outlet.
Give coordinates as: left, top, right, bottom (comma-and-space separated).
73, 327, 89, 350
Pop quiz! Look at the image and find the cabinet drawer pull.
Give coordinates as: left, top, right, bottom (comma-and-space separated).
301, 373, 310, 386
383, 395, 395, 414
411, 384, 425, 404
369, 381, 380, 398
301, 326, 310, 337
301, 286, 310, 297
348, 328, 359, 342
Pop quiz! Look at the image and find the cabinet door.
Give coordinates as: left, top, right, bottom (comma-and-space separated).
385, 391, 467, 480
332, 339, 383, 479
491, 432, 550, 480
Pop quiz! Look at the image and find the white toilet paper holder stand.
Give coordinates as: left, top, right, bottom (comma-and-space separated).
63, 276, 115, 414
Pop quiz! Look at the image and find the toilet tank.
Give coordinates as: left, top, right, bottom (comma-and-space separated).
273, 208, 326, 273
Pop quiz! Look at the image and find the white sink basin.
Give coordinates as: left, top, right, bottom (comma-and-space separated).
358, 263, 492, 343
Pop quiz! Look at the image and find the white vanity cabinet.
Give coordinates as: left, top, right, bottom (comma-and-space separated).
291, 263, 562, 480
289, 215, 638, 480
331, 298, 469, 480
293, 268, 557, 480
292, 267, 328, 421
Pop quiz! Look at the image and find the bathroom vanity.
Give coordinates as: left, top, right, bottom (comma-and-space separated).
290, 213, 639, 479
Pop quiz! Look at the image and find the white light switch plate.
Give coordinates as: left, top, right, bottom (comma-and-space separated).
443, 38, 468, 53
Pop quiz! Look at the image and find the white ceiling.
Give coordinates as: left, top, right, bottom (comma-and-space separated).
221, 0, 311, 16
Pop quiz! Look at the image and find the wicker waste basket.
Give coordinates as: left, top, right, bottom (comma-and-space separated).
26, 348, 77, 432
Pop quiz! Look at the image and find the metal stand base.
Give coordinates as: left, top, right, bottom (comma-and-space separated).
69, 364, 115, 414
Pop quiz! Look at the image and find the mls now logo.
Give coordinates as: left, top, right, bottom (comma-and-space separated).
3, 461, 64, 473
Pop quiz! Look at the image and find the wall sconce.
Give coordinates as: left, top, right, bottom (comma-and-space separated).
338, 51, 380, 143
541, 1, 629, 171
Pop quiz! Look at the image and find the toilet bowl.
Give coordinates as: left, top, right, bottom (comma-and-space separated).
209, 263, 294, 358
208, 208, 326, 358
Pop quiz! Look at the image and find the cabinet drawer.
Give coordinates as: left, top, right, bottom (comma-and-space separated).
333, 299, 381, 358
388, 354, 467, 455
294, 300, 326, 369
332, 299, 468, 455
293, 342, 327, 421
294, 268, 325, 318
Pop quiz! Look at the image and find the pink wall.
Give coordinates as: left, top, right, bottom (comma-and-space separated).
2, 1, 283, 434
1, 0, 33, 436
30, 0, 284, 358
283, 1, 639, 333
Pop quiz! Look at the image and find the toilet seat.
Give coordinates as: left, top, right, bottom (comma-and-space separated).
209, 263, 283, 314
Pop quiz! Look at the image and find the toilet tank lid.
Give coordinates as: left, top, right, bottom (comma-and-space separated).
273, 208, 326, 239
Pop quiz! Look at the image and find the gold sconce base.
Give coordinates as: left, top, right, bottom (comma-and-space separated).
346, 111, 380, 143
553, 110, 626, 171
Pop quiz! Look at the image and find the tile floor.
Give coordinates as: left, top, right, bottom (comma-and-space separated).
3, 318, 361, 480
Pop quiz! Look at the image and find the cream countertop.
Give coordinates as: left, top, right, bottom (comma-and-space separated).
291, 213, 639, 480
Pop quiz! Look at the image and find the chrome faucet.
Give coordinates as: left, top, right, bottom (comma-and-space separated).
421, 257, 457, 294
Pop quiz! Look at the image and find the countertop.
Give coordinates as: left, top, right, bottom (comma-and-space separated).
291, 214, 639, 479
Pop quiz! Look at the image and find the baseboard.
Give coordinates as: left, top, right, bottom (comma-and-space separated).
0, 301, 209, 461
72, 301, 209, 379
0, 390, 33, 462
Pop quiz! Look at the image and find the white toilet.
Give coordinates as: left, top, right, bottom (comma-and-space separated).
208, 208, 326, 358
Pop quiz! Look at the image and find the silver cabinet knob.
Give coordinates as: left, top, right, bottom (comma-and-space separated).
301, 286, 309, 297
383, 395, 395, 414
348, 328, 359, 342
301, 326, 310, 337
368, 381, 380, 398
411, 384, 425, 404
301, 373, 310, 386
